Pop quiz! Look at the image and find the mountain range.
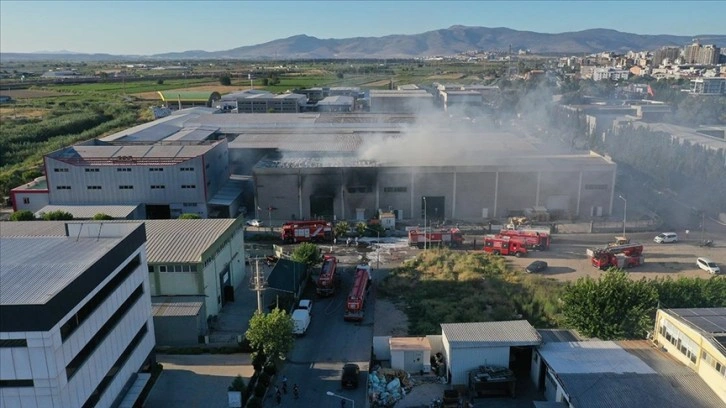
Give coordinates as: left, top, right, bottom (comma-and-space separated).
4, 26, 726, 61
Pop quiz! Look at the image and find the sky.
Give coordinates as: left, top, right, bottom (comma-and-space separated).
1, 1, 725, 55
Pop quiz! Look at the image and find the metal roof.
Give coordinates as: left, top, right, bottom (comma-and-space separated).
207, 178, 244, 206
49, 140, 221, 164
34, 204, 140, 219
537, 329, 581, 343
317, 96, 355, 105
1, 233, 126, 305
664, 308, 726, 334
152, 301, 204, 317
255, 153, 377, 169
0, 221, 67, 237
441, 321, 541, 348
538, 341, 654, 375
143, 219, 241, 264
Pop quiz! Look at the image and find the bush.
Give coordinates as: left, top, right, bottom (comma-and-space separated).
92, 213, 114, 220
42, 210, 74, 220
10, 210, 35, 221
228, 375, 246, 393
179, 213, 201, 219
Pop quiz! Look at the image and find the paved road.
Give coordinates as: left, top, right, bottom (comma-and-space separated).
266, 264, 374, 408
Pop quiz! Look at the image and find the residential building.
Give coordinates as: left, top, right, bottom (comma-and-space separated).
654, 308, 726, 403
0, 222, 155, 408
653, 46, 682, 67
10, 177, 49, 213
592, 67, 630, 81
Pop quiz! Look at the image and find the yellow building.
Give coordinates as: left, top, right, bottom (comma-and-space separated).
654, 308, 726, 403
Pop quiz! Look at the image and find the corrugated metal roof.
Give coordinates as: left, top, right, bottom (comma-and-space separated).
143, 219, 240, 264
441, 321, 541, 348
35, 204, 140, 219
207, 179, 244, 206
539, 341, 654, 375
0, 221, 67, 236
0, 235, 123, 305
152, 301, 203, 317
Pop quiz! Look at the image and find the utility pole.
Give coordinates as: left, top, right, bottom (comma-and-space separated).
249, 259, 267, 313
423, 196, 427, 251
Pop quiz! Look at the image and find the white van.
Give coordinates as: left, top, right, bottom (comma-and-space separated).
292, 309, 311, 335
654, 232, 678, 244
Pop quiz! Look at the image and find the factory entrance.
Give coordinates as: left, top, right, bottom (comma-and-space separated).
422, 196, 445, 221
309, 195, 334, 219
146, 204, 171, 219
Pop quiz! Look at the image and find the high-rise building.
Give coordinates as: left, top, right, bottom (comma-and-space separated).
698, 44, 721, 65
684, 41, 702, 64
653, 46, 681, 66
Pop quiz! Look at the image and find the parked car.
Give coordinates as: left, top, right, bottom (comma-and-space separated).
297, 299, 313, 314
696, 257, 720, 274
291, 309, 311, 335
246, 219, 263, 227
654, 232, 678, 244
525, 260, 548, 273
341, 363, 360, 389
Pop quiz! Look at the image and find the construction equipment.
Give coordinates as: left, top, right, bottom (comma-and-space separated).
344, 264, 372, 321
587, 242, 644, 270
407, 227, 464, 249
316, 255, 338, 297
482, 235, 528, 257
499, 229, 550, 250
280, 220, 333, 244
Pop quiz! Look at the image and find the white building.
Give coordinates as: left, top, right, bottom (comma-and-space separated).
592, 67, 630, 81
690, 78, 726, 95
0, 222, 155, 408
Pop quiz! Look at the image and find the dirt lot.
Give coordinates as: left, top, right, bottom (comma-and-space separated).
503, 231, 726, 281
0, 106, 49, 120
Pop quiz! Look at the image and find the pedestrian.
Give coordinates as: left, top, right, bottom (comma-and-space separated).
282, 376, 288, 394
355, 237, 359, 245
346, 237, 351, 247
276, 389, 282, 405
341, 399, 346, 408
334, 237, 338, 245
293, 384, 299, 400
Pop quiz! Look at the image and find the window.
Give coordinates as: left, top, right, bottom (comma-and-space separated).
584, 184, 608, 190
180, 167, 194, 172
0, 380, 34, 388
159, 265, 167, 272
151, 185, 165, 189
181, 184, 196, 189
119, 185, 134, 190
0, 339, 27, 348
384, 187, 407, 193
87, 186, 102, 190
65, 284, 144, 380
149, 167, 164, 172
183, 202, 197, 207
148, 265, 154, 273
116, 168, 132, 172
84, 168, 99, 173
54, 168, 69, 173
60, 255, 141, 341
23, 197, 30, 204
56, 185, 71, 190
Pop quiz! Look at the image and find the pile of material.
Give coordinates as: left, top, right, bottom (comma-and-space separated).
368, 368, 413, 407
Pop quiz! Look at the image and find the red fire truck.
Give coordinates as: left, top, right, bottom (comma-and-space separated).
588, 242, 644, 270
316, 255, 338, 297
408, 228, 464, 248
482, 235, 528, 257
499, 229, 551, 250
344, 264, 372, 322
281, 220, 333, 244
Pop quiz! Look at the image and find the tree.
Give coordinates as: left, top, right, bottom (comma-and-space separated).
179, 213, 201, 219
42, 210, 73, 220
291, 242, 321, 269
92, 213, 114, 220
228, 375, 246, 393
355, 221, 368, 237
156, 79, 164, 85
334, 221, 350, 238
219, 74, 232, 86
9, 210, 35, 221
561, 270, 658, 339
245, 309, 294, 361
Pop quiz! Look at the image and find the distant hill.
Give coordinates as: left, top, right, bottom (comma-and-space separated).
4, 26, 726, 61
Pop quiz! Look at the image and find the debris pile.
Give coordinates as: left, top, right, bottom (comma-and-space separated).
368, 368, 413, 407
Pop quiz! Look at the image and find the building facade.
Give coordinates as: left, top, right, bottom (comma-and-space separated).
0, 222, 155, 408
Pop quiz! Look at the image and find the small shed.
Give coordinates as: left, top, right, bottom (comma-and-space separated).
152, 298, 207, 346
441, 321, 542, 386
390, 337, 432, 373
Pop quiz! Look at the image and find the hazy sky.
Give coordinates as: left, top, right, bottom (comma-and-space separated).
2, 1, 724, 55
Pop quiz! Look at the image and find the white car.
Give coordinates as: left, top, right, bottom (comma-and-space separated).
654, 232, 678, 244
297, 299, 313, 313
696, 257, 720, 274
245, 219, 263, 227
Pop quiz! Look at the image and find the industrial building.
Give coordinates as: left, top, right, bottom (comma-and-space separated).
219, 91, 308, 113
317, 95, 355, 112
0, 222, 155, 408
654, 308, 726, 403
534, 340, 725, 407
368, 89, 435, 113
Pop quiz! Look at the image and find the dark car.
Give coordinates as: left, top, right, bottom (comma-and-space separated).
526, 260, 548, 273
341, 363, 360, 389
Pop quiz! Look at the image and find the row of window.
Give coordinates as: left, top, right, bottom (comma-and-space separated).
54, 167, 197, 173
701, 350, 726, 378
56, 185, 198, 190
0, 339, 27, 348
659, 322, 698, 363
150, 264, 197, 273
80, 323, 148, 408
60, 255, 141, 342
383, 186, 407, 193
0, 379, 34, 388
65, 284, 144, 380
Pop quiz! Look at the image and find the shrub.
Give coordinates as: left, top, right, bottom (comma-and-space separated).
10, 210, 35, 221
179, 213, 201, 219
92, 213, 114, 220
42, 210, 74, 220
228, 375, 246, 393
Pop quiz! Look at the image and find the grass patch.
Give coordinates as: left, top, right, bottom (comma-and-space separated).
379, 249, 564, 335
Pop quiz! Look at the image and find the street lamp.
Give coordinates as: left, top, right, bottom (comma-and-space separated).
326, 391, 354, 408
423, 196, 427, 251
618, 195, 627, 238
